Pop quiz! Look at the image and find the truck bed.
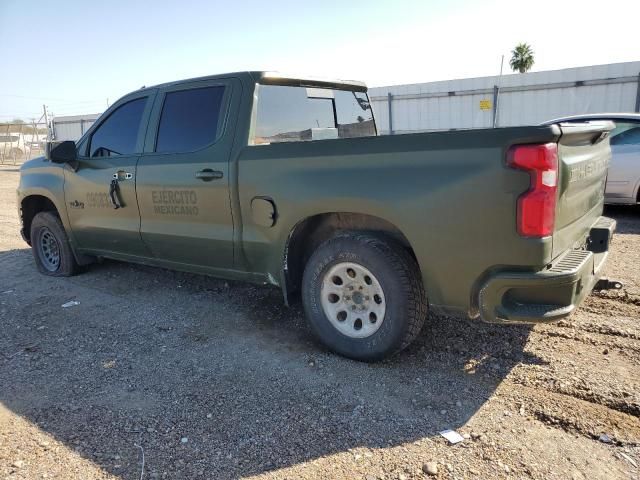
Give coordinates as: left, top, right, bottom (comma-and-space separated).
237, 122, 612, 317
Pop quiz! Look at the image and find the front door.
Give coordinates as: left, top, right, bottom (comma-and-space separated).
64, 91, 155, 257
135, 79, 239, 269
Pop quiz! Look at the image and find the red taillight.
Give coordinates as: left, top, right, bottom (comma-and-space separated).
507, 143, 558, 238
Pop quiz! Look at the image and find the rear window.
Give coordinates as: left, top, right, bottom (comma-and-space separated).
253, 85, 375, 145
155, 86, 226, 153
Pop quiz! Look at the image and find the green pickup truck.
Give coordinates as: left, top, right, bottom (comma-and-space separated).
18, 71, 617, 360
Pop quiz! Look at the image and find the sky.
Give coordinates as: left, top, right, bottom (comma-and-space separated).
1, 0, 639, 121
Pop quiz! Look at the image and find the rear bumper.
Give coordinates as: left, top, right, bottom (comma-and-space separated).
477, 216, 615, 324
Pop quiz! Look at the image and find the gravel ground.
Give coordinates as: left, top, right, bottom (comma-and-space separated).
0, 164, 638, 480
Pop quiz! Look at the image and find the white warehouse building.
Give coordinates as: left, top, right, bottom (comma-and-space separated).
368, 61, 640, 134
51, 113, 101, 141
47, 62, 639, 140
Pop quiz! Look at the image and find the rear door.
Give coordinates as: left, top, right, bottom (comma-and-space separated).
553, 121, 614, 257
64, 90, 155, 256
135, 78, 239, 269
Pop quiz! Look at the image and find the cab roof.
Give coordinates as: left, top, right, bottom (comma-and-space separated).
146, 71, 368, 92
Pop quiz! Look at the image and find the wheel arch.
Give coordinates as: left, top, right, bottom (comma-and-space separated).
281, 212, 418, 304
20, 194, 60, 245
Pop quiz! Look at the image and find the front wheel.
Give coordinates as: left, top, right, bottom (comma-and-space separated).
302, 233, 427, 361
30, 211, 79, 276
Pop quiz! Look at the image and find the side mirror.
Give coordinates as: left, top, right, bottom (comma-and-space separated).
45, 141, 77, 163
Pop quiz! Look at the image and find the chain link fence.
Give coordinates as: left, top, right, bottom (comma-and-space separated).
0, 121, 49, 165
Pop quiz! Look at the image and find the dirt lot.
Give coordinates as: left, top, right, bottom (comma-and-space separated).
0, 164, 638, 480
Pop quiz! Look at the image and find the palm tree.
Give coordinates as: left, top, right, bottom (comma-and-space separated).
509, 43, 535, 73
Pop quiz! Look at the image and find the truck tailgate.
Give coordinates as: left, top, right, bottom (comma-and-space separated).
553, 121, 614, 258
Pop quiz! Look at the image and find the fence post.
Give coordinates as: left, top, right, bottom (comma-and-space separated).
14, 123, 23, 165
492, 85, 500, 128
31, 120, 38, 162
387, 92, 394, 135
1, 124, 11, 164
635, 72, 640, 113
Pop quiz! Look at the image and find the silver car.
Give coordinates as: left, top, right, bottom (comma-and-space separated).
543, 113, 640, 205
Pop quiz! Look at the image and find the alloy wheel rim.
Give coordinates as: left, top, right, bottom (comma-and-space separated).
320, 262, 386, 339
39, 228, 60, 272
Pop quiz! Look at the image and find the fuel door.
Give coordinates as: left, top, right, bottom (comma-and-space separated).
251, 197, 277, 227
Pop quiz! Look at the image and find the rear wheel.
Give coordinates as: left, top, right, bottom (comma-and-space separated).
302, 233, 427, 361
30, 212, 78, 276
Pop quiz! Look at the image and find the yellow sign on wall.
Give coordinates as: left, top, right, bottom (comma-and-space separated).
479, 99, 492, 111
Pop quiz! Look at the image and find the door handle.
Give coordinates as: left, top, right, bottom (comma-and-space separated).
109, 179, 123, 209
195, 169, 223, 181
113, 170, 134, 180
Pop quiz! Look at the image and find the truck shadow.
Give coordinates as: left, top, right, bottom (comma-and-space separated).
0, 248, 538, 479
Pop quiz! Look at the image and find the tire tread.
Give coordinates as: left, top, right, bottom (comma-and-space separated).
336, 232, 427, 354
303, 231, 427, 360
30, 211, 78, 277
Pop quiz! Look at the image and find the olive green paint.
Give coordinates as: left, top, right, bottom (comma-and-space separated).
17, 71, 614, 323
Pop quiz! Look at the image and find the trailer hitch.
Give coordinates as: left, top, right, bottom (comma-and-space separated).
594, 278, 623, 291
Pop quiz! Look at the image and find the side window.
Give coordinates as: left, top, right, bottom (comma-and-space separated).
254, 85, 334, 144
334, 90, 376, 139
89, 97, 147, 157
155, 86, 225, 153
253, 85, 375, 145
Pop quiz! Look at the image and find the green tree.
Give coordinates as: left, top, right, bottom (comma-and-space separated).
509, 43, 535, 73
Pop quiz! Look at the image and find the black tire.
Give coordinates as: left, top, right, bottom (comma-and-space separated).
30, 211, 79, 277
302, 232, 427, 361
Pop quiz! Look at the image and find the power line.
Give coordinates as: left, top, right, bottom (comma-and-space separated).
47, 103, 106, 109
48, 110, 104, 117
0, 93, 102, 102
0, 113, 43, 118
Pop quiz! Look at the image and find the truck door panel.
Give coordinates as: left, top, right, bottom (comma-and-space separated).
136, 79, 239, 269
64, 92, 155, 256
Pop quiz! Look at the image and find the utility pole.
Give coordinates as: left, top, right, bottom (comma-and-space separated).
42, 104, 51, 140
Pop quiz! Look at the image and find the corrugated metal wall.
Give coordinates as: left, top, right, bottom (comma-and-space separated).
51, 114, 101, 141
369, 61, 640, 134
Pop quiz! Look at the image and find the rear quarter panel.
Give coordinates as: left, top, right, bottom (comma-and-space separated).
236, 126, 562, 312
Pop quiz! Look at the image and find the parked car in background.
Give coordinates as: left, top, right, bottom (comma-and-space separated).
0, 132, 26, 158
543, 113, 640, 205
26, 134, 48, 150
